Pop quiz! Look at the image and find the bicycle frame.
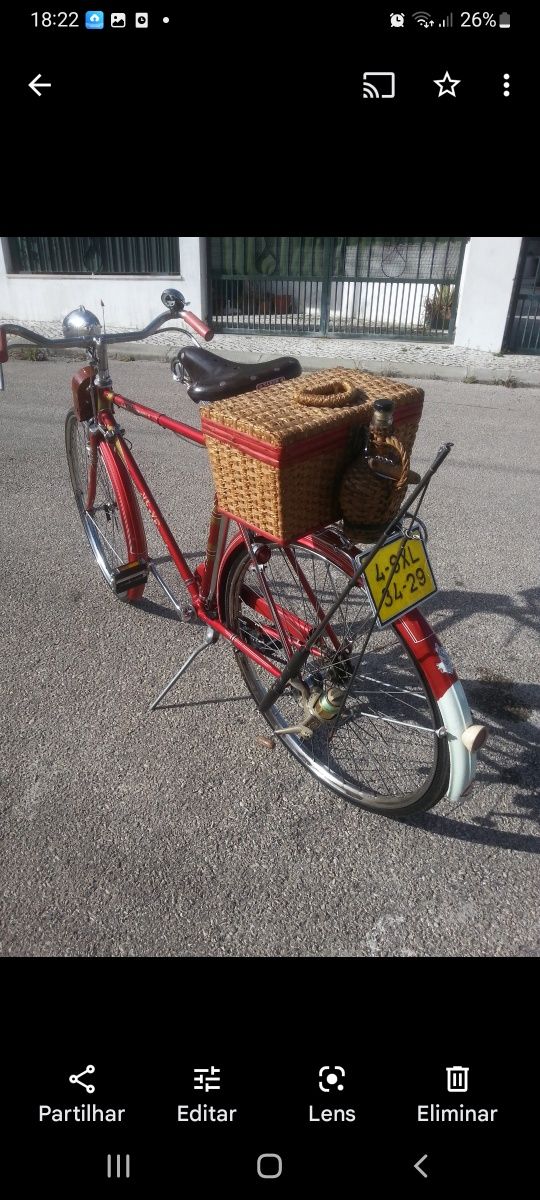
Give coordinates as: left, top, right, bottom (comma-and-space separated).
91, 387, 466, 703
97, 390, 288, 680
1, 301, 489, 812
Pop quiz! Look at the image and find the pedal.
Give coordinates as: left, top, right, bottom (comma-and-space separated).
112, 559, 148, 594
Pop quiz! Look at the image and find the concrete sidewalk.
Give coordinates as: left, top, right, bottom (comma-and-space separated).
3, 315, 540, 386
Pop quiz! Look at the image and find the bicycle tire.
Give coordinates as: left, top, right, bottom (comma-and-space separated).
221, 537, 450, 817
65, 411, 148, 602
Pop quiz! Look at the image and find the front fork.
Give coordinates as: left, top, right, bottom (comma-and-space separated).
84, 410, 116, 512
85, 428, 99, 510
72, 369, 114, 512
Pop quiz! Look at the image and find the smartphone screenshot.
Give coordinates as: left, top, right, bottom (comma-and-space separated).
1, 6, 537, 1195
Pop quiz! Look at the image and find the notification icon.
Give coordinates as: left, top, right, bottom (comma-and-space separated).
85, 11, 104, 28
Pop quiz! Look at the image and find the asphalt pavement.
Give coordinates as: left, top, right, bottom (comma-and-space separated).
1, 359, 539, 957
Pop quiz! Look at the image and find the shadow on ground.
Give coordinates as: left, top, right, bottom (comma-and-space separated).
137, 568, 540, 854
403, 585, 540, 852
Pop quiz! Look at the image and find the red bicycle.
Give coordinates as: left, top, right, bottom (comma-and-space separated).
0, 289, 487, 817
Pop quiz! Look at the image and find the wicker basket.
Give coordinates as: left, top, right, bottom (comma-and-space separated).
201, 368, 423, 543
339, 432, 411, 543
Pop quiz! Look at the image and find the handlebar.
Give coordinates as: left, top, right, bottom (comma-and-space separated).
0, 300, 213, 387
0, 308, 214, 353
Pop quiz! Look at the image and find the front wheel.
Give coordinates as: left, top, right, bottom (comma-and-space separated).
65, 411, 148, 602
221, 538, 451, 816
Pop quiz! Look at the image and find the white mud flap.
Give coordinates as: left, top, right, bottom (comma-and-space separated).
438, 680, 480, 803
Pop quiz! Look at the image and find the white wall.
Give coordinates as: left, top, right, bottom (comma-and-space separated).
0, 235, 525, 352
0, 236, 204, 328
454, 236, 522, 351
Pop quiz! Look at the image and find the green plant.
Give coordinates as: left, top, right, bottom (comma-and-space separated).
424, 285, 455, 329
10, 346, 48, 362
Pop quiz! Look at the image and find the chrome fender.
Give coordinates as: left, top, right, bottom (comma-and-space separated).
437, 680, 478, 803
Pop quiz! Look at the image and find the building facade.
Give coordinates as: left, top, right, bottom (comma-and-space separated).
1, 236, 538, 354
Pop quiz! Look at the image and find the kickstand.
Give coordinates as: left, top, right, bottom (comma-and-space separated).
148, 626, 219, 713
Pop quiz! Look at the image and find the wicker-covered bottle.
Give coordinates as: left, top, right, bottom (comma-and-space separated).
339, 399, 410, 543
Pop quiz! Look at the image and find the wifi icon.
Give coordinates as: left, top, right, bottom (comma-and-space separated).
363, 81, 380, 98
412, 10, 433, 25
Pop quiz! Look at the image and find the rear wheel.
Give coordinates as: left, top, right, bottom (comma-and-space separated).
221, 539, 450, 816
65, 410, 148, 602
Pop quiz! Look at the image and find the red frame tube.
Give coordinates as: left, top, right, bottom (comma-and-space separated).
283, 546, 341, 652
100, 410, 200, 603
107, 391, 206, 445
99, 402, 282, 676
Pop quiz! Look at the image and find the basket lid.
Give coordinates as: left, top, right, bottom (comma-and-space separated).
201, 369, 422, 448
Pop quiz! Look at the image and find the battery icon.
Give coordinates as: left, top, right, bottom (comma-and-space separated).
499, 11, 510, 26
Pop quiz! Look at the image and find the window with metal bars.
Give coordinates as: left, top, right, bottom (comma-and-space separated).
6, 237, 180, 274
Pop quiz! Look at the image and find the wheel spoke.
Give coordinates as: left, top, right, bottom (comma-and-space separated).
84, 511, 125, 564
224, 539, 448, 812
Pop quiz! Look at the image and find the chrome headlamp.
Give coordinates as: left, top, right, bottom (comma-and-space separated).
62, 306, 102, 338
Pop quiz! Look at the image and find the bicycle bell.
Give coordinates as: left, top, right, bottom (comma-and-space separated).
62, 306, 102, 338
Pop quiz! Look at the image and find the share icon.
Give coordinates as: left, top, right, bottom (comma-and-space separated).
69, 1064, 96, 1093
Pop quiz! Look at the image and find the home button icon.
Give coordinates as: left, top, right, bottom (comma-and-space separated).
257, 1153, 283, 1179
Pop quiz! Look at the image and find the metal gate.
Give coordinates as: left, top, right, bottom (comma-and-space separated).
207, 237, 468, 341
504, 237, 540, 354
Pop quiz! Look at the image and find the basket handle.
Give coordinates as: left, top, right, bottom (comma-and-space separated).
293, 377, 362, 407
367, 434, 410, 490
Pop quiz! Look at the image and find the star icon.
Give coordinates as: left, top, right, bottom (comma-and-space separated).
434, 71, 461, 97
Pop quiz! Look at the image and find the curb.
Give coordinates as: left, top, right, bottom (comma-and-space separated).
107, 344, 540, 386
10, 342, 540, 387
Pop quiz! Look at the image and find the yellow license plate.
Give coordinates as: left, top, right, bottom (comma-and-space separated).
361, 534, 437, 626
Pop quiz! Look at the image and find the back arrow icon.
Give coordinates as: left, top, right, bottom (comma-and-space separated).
29, 74, 52, 96
414, 1155, 428, 1178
